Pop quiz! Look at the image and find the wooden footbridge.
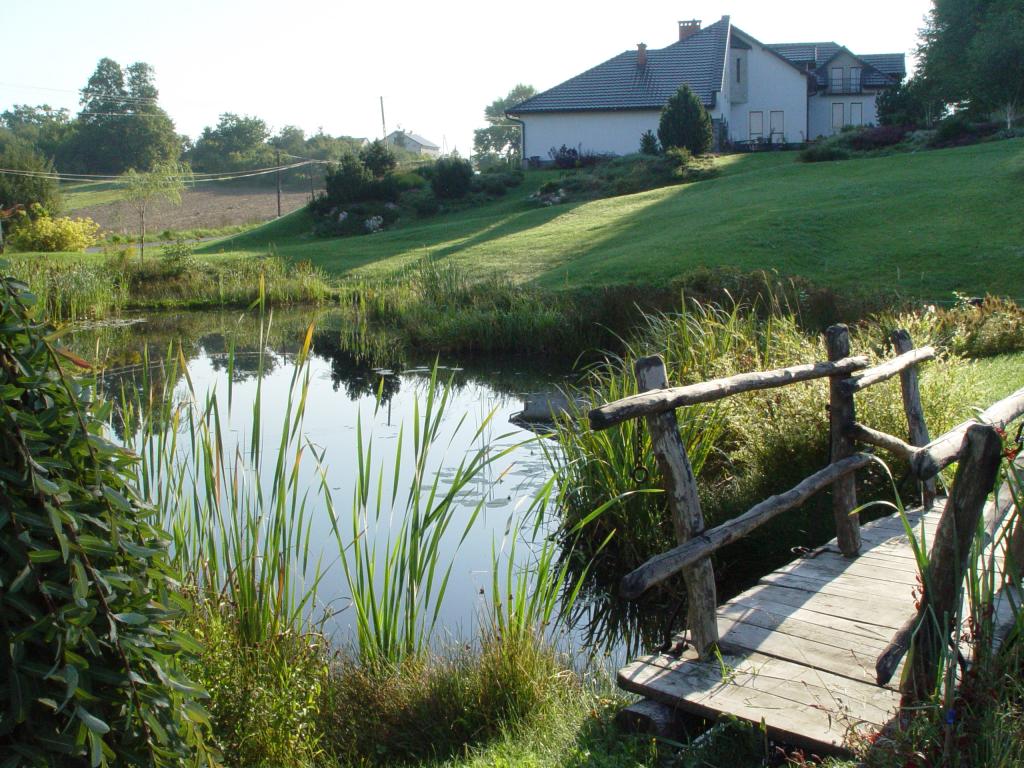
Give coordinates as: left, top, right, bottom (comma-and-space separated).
588, 326, 1024, 754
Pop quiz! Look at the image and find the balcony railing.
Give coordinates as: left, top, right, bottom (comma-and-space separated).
826, 77, 863, 95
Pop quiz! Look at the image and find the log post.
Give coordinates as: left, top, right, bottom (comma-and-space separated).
892, 329, 936, 508
826, 325, 861, 557
635, 355, 718, 657
875, 425, 1003, 702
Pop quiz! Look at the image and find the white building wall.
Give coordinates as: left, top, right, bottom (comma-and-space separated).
809, 93, 881, 138
519, 110, 662, 160
727, 41, 808, 144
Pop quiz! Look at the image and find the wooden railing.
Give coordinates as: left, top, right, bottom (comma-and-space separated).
588, 324, 1024, 702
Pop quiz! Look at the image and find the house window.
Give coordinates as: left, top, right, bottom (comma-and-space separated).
737, 58, 742, 83
830, 67, 843, 93
749, 111, 763, 140
832, 103, 845, 132
770, 111, 784, 142
851, 102, 864, 126
849, 67, 862, 93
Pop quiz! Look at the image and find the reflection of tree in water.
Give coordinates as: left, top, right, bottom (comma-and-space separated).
310, 330, 403, 404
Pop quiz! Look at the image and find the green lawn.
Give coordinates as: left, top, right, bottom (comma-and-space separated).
200, 140, 1024, 301
62, 180, 125, 210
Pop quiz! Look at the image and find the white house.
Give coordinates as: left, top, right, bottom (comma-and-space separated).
507, 16, 905, 161
385, 130, 441, 157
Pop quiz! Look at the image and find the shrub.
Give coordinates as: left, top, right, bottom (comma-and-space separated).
929, 114, 1001, 147
392, 171, 426, 191
402, 188, 441, 217
798, 140, 850, 163
548, 144, 579, 169
359, 139, 397, 177
322, 156, 399, 207
0, 273, 215, 764
843, 125, 911, 151
7, 204, 100, 251
430, 156, 474, 199
160, 237, 198, 273
187, 607, 327, 767
0, 134, 62, 213
639, 129, 660, 155
658, 84, 713, 155
324, 154, 372, 205
939, 295, 1024, 357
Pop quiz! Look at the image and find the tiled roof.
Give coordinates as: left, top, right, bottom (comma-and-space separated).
768, 42, 905, 89
508, 17, 731, 114
387, 131, 439, 150
405, 132, 439, 149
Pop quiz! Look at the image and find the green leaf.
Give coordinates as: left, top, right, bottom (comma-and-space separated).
183, 700, 212, 725
76, 705, 110, 735
112, 612, 147, 625
28, 549, 61, 563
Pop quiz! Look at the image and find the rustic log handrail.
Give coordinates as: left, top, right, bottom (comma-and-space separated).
841, 346, 937, 395
619, 453, 874, 600
588, 355, 870, 431
911, 386, 1024, 480
847, 422, 917, 461
875, 424, 1004, 703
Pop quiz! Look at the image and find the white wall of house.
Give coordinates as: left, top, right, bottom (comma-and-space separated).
809, 93, 880, 137
726, 40, 808, 144
519, 110, 662, 160
809, 50, 882, 137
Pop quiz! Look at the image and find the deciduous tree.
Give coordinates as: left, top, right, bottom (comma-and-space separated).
968, 0, 1024, 129
122, 161, 191, 262
473, 84, 537, 166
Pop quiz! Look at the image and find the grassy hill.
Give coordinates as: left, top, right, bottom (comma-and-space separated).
195, 138, 1021, 301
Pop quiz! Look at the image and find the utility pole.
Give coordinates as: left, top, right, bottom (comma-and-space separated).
380, 96, 387, 140
275, 149, 282, 218
308, 162, 315, 201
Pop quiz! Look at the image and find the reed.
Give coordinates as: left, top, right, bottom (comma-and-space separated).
119, 317, 324, 646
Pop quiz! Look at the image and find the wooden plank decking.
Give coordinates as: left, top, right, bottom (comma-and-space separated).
617, 498, 1018, 754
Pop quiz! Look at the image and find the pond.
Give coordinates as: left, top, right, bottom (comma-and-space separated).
71, 308, 591, 652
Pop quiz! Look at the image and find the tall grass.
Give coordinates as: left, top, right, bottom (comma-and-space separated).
550, 298, 985, 651
7, 252, 334, 322
323, 365, 526, 665
841, 455, 1024, 767
121, 320, 323, 645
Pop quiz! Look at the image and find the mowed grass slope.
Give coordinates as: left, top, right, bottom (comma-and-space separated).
206, 139, 1024, 300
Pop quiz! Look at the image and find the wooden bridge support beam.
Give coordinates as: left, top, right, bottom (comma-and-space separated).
635, 356, 719, 657
875, 424, 1003, 702
827, 325, 861, 556
892, 329, 937, 508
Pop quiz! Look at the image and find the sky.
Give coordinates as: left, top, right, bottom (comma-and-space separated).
1, 0, 934, 159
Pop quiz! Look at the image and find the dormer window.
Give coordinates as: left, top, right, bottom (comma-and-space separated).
830, 67, 843, 93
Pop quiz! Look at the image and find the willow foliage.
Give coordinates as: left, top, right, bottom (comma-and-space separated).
0, 269, 216, 766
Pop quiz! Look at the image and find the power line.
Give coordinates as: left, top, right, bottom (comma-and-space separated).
0, 159, 324, 185
0, 81, 162, 106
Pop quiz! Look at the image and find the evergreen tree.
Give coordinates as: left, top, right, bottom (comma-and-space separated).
657, 84, 713, 155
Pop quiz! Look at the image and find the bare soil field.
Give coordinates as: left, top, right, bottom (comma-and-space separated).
77, 184, 312, 234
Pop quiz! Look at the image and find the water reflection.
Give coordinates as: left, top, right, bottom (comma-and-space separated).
73, 308, 577, 648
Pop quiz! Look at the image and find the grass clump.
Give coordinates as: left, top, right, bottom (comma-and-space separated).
7, 250, 334, 321
186, 605, 329, 767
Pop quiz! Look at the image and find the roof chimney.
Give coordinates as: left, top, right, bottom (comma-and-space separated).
637, 42, 647, 69
678, 19, 702, 42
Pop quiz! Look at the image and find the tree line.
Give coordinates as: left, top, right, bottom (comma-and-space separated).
0, 57, 370, 211
881, 0, 1023, 128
